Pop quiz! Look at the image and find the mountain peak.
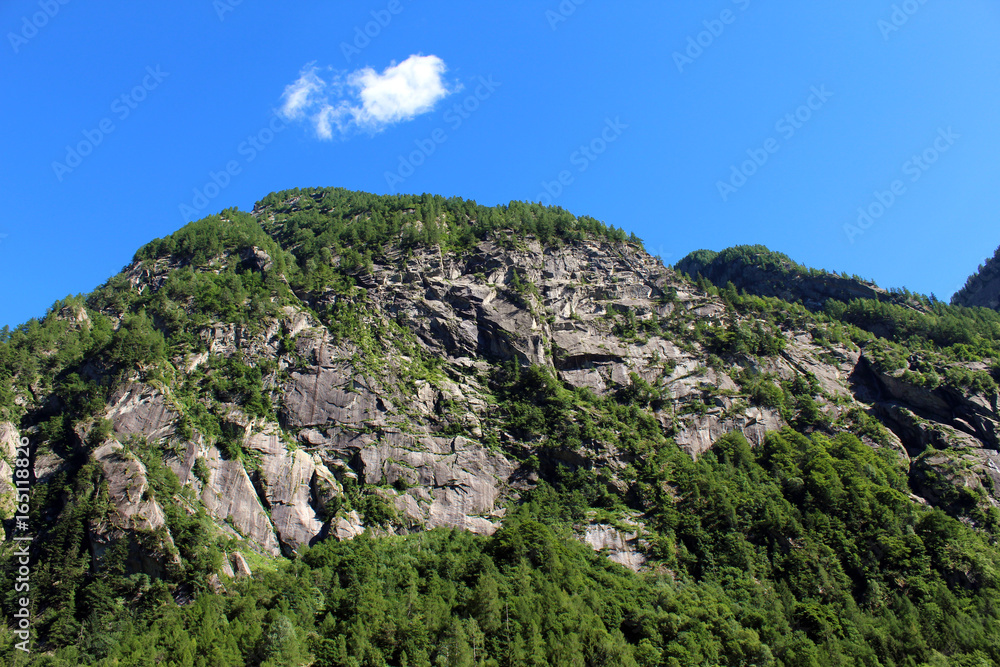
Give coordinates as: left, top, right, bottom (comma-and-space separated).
6, 189, 1000, 665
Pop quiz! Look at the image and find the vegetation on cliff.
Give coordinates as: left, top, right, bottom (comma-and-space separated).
2, 189, 1000, 666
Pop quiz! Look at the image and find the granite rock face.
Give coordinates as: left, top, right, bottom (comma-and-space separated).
89, 440, 179, 578
247, 430, 340, 554
912, 449, 1000, 523
10, 232, 1000, 574
169, 438, 282, 556
107, 383, 178, 442
864, 355, 1000, 453
583, 519, 647, 571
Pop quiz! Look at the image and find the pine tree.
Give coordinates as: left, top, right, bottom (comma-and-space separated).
259, 612, 306, 666
471, 571, 502, 633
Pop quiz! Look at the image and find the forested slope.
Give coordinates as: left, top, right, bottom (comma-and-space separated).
1, 188, 999, 666
953, 245, 1000, 311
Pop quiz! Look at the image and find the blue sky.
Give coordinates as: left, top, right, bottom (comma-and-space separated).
2, 0, 999, 328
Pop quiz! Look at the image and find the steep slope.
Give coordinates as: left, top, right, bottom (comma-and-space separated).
2, 188, 1000, 665
953, 245, 1000, 310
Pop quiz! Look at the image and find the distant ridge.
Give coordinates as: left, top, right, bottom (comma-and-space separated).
953, 245, 1000, 310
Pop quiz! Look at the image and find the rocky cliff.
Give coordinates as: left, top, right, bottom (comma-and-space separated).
2, 188, 999, 587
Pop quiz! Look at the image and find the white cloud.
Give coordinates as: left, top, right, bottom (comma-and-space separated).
314, 105, 341, 140
279, 55, 457, 139
350, 55, 452, 128
279, 64, 326, 120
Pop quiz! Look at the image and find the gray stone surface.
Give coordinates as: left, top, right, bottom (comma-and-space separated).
583, 522, 647, 571
20, 233, 1000, 568
169, 440, 281, 556
107, 383, 178, 441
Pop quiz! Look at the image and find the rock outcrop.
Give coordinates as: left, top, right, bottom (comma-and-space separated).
169, 438, 282, 556
247, 430, 339, 554
863, 354, 1000, 453
8, 214, 1000, 574
912, 449, 1000, 519
583, 517, 647, 571
107, 383, 178, 442
89, 440, 179, 577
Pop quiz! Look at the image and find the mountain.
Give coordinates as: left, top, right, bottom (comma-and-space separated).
2, 187, 1000, 665
674, 245, 899, 309
953, 245, 1000, 310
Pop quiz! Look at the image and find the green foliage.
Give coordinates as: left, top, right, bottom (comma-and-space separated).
105, 311, 166, 370
192, 457, 210, 485
623, 429, 1000, 667
206, 354, 275, 419
87, 418, 113, 447
135, 209, 288, 273
676, 246, 812, 294
840, 406, 893, 447
705, 319, 786, 357
131, 262, 285, 338
0, 296, 114, 420
6, 194, 1000, 667
827, 297, 1000, 360
952, 244, 1000, 306
255, 187, 632, 294
340, 477, 398, 527
491, 363, 666, 457
711, 245, 808, 275
22, 421, 1000, 667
